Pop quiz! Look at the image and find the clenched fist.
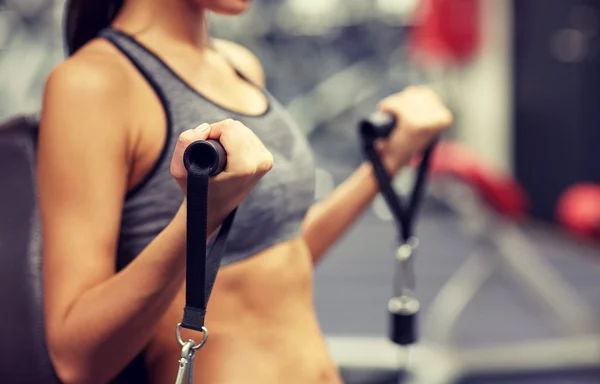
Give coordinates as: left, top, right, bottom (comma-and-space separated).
170, 119, 273, 230
377, 86, 453, 171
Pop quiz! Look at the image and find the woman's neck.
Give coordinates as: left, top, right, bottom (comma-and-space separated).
113, 0, 210, 49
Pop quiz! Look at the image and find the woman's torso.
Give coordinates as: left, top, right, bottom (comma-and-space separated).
94, 29, 341, 383
197, 239, 341, 384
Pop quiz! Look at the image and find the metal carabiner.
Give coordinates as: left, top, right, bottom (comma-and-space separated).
176, 323, 209, 350
174, 340, 195, 384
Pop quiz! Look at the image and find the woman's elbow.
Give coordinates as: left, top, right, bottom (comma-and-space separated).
48, 338, 94, 384
50, 353, 86, 384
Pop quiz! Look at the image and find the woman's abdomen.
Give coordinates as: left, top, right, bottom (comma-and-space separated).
194, 238, 342, 384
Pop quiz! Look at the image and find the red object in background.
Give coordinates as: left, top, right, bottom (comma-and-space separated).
414, 141, 529, 219
556, 184, 600, 239
409, 0, 481, 64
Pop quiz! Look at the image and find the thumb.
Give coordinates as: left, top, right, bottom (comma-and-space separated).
182, 122, 211, 143
175, 123, 211, 152
171, 123, 211, 179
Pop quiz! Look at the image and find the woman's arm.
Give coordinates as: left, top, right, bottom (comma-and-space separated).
302, 158, 406, 263
39, 58, 199, 384
303, 87, 452, 263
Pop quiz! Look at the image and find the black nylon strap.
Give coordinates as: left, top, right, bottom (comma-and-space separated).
405, 144, 436, 238
181, 157, 236, 332
362, 138, 435, 242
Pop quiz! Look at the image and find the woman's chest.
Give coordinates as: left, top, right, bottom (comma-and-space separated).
175, 103, 317, 241
229, 109, 317, 245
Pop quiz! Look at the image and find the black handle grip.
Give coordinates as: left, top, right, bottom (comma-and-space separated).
360, 112, 397, 140
390, 311, 417, 346
388, 296, 419, 346
183, 139, 227, 176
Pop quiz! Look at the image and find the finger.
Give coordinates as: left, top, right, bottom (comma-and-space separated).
224, 120, 255, 152
205, 119, 235, 141
171, 123, 211, 177
177, 123, 211, 147
377, 102, 402, 128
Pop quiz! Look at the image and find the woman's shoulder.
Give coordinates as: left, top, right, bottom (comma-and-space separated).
212, 39, 265, 87
40, 38, 135, 144
45, 39, 134, 107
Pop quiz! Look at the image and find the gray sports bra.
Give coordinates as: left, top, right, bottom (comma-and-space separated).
99, 28, 316, 271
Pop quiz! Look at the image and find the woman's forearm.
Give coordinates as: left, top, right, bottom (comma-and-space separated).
302, 154, 409, 263
51, 203, 208, 384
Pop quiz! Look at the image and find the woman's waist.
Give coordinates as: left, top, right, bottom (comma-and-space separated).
198, 239, 341, 383
197, 318, 341, 384
206, 311, 323, 350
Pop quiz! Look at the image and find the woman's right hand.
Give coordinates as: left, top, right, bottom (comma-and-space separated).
170, 119, 273, 226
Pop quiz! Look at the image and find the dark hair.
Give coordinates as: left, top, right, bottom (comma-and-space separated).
64, 0, 125, 56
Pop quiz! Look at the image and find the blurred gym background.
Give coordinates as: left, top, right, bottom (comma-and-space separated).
1, 0, 600, 383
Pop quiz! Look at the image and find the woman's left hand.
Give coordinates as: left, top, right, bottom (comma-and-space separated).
377, 86, 453, 172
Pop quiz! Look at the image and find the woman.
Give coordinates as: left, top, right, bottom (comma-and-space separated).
39, 0, 452, 383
